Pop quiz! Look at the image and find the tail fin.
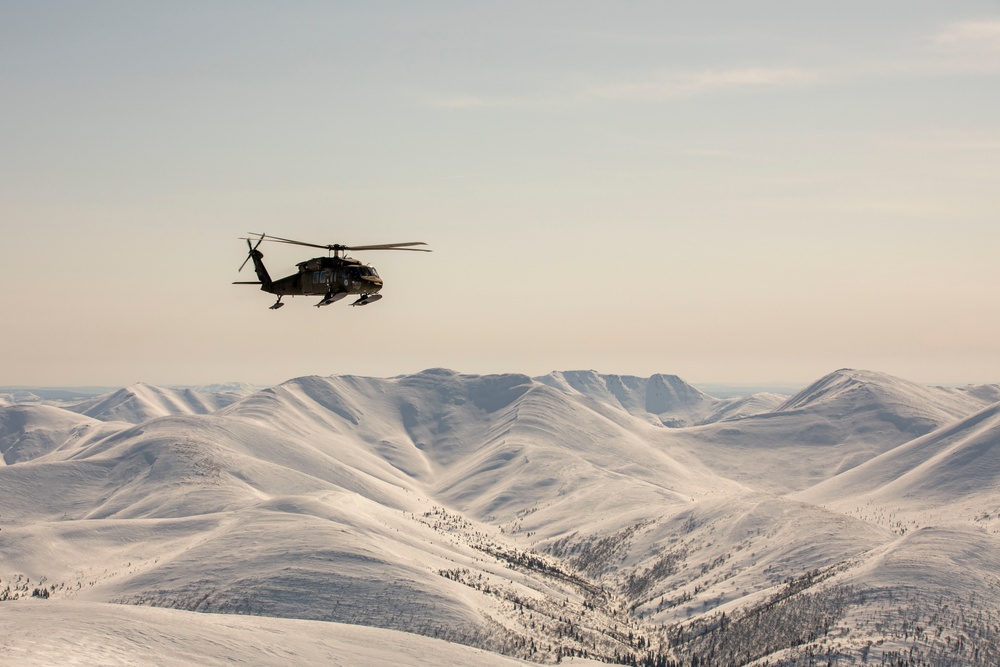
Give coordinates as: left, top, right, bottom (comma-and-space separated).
248, 248, 272, 287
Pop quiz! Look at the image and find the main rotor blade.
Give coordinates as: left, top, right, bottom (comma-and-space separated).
347, 242, 431, 252
248, 234, 431, 252
247, 234, 332, 251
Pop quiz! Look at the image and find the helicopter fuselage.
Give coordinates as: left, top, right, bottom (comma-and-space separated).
266, 256, 383, 297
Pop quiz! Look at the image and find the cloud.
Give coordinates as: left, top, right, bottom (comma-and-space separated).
429, 95, 502, 109
933, 19, 1000, 53
426, 94, 552, 109
587, 67, 818, 100
425, 21, 1000, 112
426, 66, 816, 110
922, 19, 1000, 74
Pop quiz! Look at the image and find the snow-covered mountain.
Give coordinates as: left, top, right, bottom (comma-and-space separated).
778, 368, 996, 428
1, 368, 998, 666
537, 370, 786, 427
669, 368, 1000, 494
68, 382, 254, 423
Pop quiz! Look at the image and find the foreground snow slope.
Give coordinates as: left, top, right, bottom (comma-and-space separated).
0, 601, 535, 667
1, 368, 998, 665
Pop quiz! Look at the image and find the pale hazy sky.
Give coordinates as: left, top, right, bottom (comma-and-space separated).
3, 2, 999, 387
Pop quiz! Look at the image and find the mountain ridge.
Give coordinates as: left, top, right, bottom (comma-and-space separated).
1, 367, 998, 665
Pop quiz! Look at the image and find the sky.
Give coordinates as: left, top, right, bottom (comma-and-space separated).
2, 1, 999, 387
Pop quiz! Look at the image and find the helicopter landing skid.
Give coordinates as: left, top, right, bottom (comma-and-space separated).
351, 294, 383, 307
316, 293, 348, 307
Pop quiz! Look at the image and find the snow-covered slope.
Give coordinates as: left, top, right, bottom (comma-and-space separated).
0, 403, 119, 465
796, 401, 1000, 525
2, 368, 999, 665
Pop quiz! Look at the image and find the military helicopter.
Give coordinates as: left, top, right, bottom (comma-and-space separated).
234, 233, 431, 309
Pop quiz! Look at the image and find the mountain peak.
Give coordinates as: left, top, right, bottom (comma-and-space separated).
646, 373, 711, 411
776, 368, 997, 443
780, 369, 913, 413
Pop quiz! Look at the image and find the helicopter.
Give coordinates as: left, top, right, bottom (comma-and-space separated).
234, 233, 431, 309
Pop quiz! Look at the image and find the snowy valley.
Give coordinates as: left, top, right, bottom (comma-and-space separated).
1, 368, 999, 666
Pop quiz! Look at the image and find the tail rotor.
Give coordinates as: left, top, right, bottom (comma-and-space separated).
239, 233, 266, 272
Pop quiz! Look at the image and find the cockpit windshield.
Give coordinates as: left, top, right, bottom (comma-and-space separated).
360, 266, 378, 277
